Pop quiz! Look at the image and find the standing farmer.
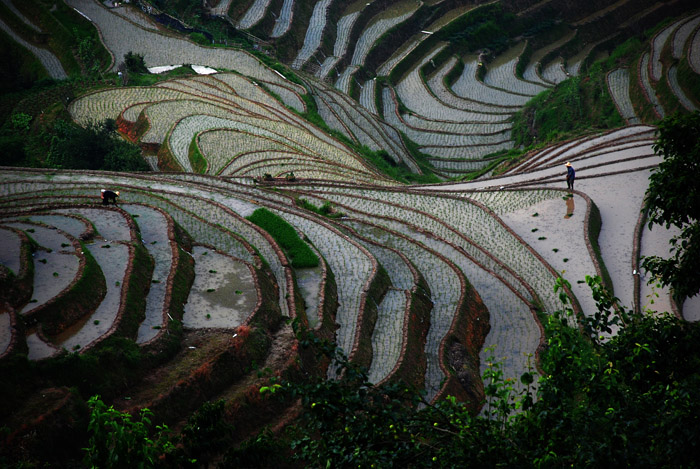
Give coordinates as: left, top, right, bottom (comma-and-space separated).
565, 162, 575, 191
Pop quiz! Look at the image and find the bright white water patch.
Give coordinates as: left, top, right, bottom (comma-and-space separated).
148, 65, 184, 74
192, 65, 218, 75
295, 266, 323, 328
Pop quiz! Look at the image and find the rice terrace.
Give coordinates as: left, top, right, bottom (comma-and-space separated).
1, 0, 700, 466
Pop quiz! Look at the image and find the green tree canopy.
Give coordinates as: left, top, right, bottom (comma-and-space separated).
47, 119, 149, 172
643, 111, 700, 300
124, 52, 148, 74
236, 277, 700, 467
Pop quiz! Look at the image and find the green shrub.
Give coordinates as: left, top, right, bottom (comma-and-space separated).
295, 198, 344, 219
189, 32, 210, 45
188, 135, 207, 173
124, 52, 148, 74
253, 278, 700, 467
84, 395, 174, 468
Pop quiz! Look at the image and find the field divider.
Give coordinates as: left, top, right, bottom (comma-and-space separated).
292, 187, 541, 305
0, 174, 296, 318
339, 222, 431, 389
340, 214, 486, 405
2, 216, 104, 337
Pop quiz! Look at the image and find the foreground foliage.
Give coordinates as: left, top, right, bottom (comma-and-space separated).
643, 111, 700, 300
84, 396, 174, 468
47, 118, 150, 171
242, 276, 700, 468
57, 287, 700, 467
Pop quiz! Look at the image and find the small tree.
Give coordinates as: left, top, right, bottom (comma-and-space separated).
643, 112, 700, 300
124, 52, 148, 74
83, 396, 174, 468
11, 112, 32, 132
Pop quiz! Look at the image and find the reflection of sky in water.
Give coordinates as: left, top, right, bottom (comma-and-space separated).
183, 246, 257, 328
296, 266, 323, 328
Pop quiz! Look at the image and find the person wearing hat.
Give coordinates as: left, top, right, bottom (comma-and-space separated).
565, 162, 575, 191
101, 189, 120, 205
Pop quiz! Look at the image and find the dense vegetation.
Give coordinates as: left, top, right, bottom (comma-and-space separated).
227, 277, 698, 468
45, 119, 150, 171
642, 112, 700, 300
1, 111, 148, 172
74, 277, 700, 468
511, 61, 625, 146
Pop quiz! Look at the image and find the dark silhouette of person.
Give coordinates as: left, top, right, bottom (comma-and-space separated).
101, 189, 120, 205
565, 162, 575, 191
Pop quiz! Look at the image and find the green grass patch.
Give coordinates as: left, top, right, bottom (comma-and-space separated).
246, 208, 319, 268
653, 64, 685, 116
188, 135, 208, 174
294, 197, 344, 219
587, 201, 614, 292
512, 62, 623, 147
628, 54, 660, 123
115, 241, 154, 339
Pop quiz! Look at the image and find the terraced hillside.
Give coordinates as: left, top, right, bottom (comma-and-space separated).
1, 0, 699, 465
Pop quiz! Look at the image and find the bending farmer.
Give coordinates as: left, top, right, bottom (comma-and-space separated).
101, 189, 120, 205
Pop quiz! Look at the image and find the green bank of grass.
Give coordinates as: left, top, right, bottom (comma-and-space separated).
295, 198, 344, 219
126, 65, 196, 86
512, 62, 623, 147
188, 135, 208, 174
246, 208, 319, 268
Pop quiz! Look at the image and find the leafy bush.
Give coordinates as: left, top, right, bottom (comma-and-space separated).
46, 119, 150, 171
84, 396, 174, 468
189, 32, 209, 45
246, 208, 319, 268
294, 197, 344, 219
124, 52, 148, 74
247, 277, 700, 467
179, 400, 233, 464
642, 111, 700, 299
